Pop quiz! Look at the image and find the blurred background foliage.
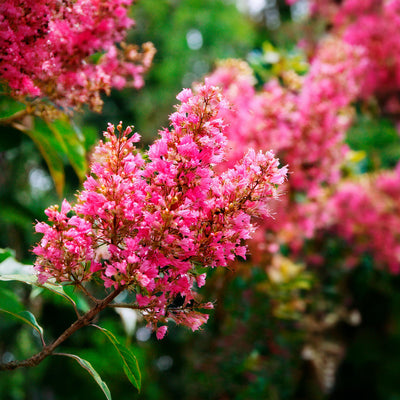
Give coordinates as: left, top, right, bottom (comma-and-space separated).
2, 0, 400, 399
85, 0, 257, 143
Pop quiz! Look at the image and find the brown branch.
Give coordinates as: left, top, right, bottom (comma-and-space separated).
108, 302, 148, 310
74, 279, 101, 305
0, 286, 124, 371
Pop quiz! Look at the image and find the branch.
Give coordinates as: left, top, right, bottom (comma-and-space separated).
74, 279, 101, 305
108, 303, 148, 310
0, 286, 124, 371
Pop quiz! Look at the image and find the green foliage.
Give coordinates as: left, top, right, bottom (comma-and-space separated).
47, 116, 88, 182
0, 250, 83, 313
0, 96, 90, 197
88, 0, 256, 141
0, 248, 16, 262
54, 353, 112, 400
0, 249, 141, 399
93, 325, 141, 392
0, 286, 24, 315
346, 114, 400, 171
0, 288, 44, 341
249, 40, 308, 86
0, 95, 26, 120
2, 2, 400, 399
16, 116, 87, 196
19, 117, 66, 196
0, 99, 95, 261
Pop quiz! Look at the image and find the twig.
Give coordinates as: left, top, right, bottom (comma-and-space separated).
74, 279, 101, 305
108, 303, 147, 310
0, 286, 124, 371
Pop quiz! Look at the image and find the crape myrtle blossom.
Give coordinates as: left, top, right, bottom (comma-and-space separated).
33, 83, 287, 338
0, 0, 155, 112
207, 4, 400, 276
208, 38, 367, 195
288, 0, 400, 113
205, 38, 367, 263
327, 164, 400, 274
284, 37, 367, 193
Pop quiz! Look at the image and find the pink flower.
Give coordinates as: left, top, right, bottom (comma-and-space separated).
156, 325, 168, 340
196, 273, 207, 288
0, 0, 155, 112
327, 167, 400, 274
33, 85, 286, 336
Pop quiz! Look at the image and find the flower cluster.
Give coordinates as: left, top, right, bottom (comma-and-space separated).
286, 37, 367, 193
289, 0, 400, 113
340, 0, 400, 102
33, 84, 287, 338
204, 35, 368, 264
206, 28, 400, 274
328, 165, 400, 273
0, 0, 155, 112
208, 38, 367, 195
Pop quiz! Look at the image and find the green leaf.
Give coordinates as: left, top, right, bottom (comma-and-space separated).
14, 114, 88, 194
0, 254, 79, 311
15, 117, 65, 196
38, 282, 79, 310
63, 285, 90, 313
0, 272, 79, 311
0, 254, 36, 285
47, 115, 88, 182
55, 353, 112, 400
0, 286, 24, 313
0, 271, 39, 285
92, 325, 141, 391
0, 248, 16, 263
0, 250, 38, 285
347, 115, 400, 170
16, 311, 44, 336
0, 95, 26, 119
0, 287, 44, 339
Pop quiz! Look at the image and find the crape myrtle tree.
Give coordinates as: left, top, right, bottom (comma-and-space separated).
149, 1, 400, 399
165, 0, 400, 399
2, 0, 400, 399
0, 0, 155, 197
0, 0, 288, 397
0, 81, 287, 394
0, 0, 156, 268
0, 0, 155, 112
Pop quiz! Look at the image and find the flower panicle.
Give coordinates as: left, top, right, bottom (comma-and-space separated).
33, 83, 287, 337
